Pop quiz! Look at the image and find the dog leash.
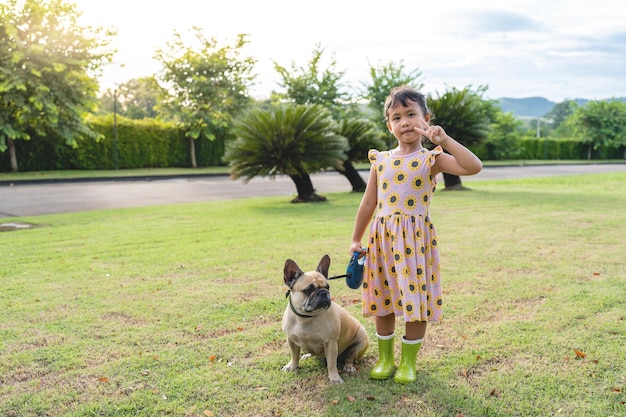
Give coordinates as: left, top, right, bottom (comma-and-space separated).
328, 251, 365, 289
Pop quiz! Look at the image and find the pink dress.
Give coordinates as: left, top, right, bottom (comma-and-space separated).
362, 147, 443, 323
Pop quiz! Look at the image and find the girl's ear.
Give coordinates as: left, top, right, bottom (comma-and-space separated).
387, 122, 393, 133
424, 114, 431, 124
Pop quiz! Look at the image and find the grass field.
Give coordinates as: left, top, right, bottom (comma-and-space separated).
1, 172, 625, 416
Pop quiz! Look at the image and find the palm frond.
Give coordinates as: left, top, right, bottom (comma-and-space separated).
223, 104, 348, 182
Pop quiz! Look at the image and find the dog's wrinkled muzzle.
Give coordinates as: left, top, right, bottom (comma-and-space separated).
303, 288, 331, 312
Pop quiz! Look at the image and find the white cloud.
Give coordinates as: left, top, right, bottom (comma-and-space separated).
74, 0, 626, 102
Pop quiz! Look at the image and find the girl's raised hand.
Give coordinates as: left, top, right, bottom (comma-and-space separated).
414, 120, 449, 146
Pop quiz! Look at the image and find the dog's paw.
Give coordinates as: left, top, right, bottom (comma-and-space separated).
342, 364, 357, 374
329, 373, 344, 384
281, 362, 298, 372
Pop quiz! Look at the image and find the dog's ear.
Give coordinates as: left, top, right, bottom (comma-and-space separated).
316, 255, 330, 278
284, 259, 304, 288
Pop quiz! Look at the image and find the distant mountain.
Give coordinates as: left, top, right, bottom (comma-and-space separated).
496, 97, 626, 118
496, 97, 555, 118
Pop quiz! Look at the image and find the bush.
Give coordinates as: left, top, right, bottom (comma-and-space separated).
0, 116, 228, 172
2, 119, 624, 173
472, 137, 624, 161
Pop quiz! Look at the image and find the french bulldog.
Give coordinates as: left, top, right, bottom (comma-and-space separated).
281, 255, 369, 383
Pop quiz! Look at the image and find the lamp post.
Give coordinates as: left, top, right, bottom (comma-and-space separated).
536, 117, 554, 160
113, 88, 119, 170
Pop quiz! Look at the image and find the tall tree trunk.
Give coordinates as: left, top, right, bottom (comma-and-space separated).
339, 160, 367, 192
442, 173, 465, 190
288, 171, 326, 203
189, 137, 197, 168
8, 138, 18, 173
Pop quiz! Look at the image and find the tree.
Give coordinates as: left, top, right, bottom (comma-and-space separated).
363, 60, 424, 116
334, 117, 385, 192
427, 86, 492, 190
154, 30, 256, 168
272, 43, 349, 117
223, 104, 348, 203
362, 60, 424, 146
571, 100, 626, 159
484, 110, 525, 160
544, 100, 578, 132
273, 44, 382, 191
98, 77, 162, 119
0, 0, 114, 172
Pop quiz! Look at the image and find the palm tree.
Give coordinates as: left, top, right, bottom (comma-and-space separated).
334, 117, 385, 192
223, 104, 348, 203
427, 87, 492, 190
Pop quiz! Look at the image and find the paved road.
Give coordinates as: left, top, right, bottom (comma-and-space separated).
1, 164, 624, 218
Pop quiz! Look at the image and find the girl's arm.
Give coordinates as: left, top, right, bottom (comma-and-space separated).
432, 135, 483, 177
414, 122, 482, 176
350, 167, 378, 255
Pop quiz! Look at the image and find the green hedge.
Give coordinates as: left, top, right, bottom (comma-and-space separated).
0, 116, 228, 172
474, 138, 624, 161
1, 118, 624, 172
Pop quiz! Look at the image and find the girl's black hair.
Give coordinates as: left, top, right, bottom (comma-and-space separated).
383, 86, 429, 122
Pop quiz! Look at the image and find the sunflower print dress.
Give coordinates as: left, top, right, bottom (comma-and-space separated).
362, 146, 443, 323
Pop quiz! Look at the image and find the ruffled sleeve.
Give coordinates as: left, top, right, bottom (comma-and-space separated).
367, 149, 379, 164
427, 145, 443, 166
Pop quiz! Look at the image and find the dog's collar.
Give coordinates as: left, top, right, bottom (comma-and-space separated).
285, 290, 316, 319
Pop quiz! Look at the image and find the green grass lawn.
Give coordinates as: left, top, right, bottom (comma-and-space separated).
1, 173, 624, 416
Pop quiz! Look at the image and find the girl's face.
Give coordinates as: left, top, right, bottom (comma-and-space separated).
386, 99, 430, 146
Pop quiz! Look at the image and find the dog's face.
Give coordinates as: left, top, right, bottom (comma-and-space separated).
284, 255, 332, 315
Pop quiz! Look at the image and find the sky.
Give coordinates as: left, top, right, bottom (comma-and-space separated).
73, 0, 626, 103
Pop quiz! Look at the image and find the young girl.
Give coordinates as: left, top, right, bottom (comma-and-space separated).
349, 85, 482, 384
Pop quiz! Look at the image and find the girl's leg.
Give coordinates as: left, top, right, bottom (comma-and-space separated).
375, 314, 395, 336
370, 314, 396, 380
405, 320, 427, 340
394, 321, 426, 384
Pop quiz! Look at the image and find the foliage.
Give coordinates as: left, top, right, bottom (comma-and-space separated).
270, 47, 378, 192
362, 60, 424, 123
0, 116, 229, 171
544, 99, 579, 133
98, 77, 163, 119
84, 115, 187, 169
223, 104, 348, 201
360, 60, 424, 148
482, 110, 526, 160
427, 86, 492, 149
154, 30, 256, 167
518, 137, 587, 160
224, 104, 347, 181
0, 0, 115, 171
332, 116, 385, 192
2, 115, 621, 173
426, 86, 493, 189
272, 43, 350, 118
334, 117, 384, 162
571, 100, 626, 151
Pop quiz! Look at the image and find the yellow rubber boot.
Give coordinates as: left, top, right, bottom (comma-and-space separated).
393, 336, 422, 384
370, 333, 395, 380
